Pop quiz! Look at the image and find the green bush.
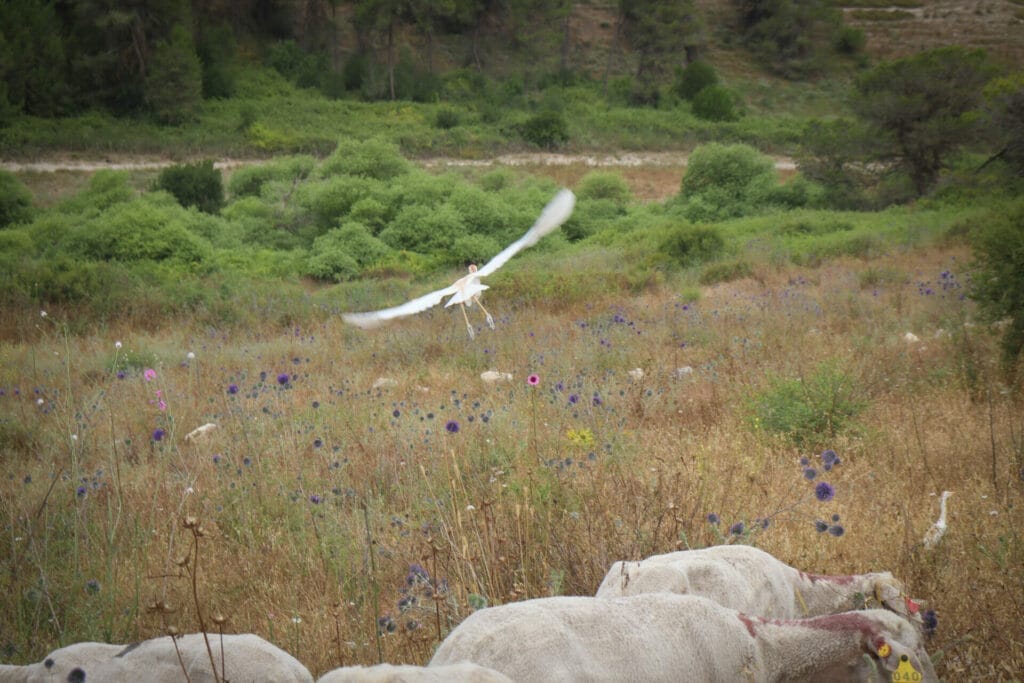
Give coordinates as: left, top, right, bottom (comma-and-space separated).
576, 172, 631, 205
691, 85, 739, 122
69, 195, 210, 265
435, 107, 461, 129
658, 224, 725, 268
154, 160, 224, 213
58, 171, 134, 215
520, 110, 569, 149
228, 156, 315, 198
145, 24, 203, 125
676, 60, 718, 101
379, 203, 467, 252
677, 143, 776, 220
320, 137, 410, 180
700, 259, 753, 285
971, 201, 1024, 368
747, 361, 867, 448
306, 222, 393, 282
299, 175, 378, 231
0, 171, 34, 227
448, 234, 502, 267
835, 26, 866, 55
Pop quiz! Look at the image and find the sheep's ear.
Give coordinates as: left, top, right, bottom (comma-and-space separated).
876, 586, 927, 629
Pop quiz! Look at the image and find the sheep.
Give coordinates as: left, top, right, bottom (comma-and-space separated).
1, 633, 313, 683
316, 662, 513, 682
596, 545, 918, 621
429, 593, 937, 682
0, 642, 123, 683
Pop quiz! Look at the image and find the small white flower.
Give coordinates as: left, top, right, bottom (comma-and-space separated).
466, 504, 476, 511
291, 616, 302, 624
115, 341, 122, 349
36, 398, 44, 406
187, 352, 195, 360
71, 434, 78, 441
185, 487, 194, 495
40, 310, 47, 318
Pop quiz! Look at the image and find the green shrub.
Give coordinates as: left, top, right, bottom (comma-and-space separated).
0, 171, 34, 227
699, 259, 753, 285
154, 160, 224, 213
520, 110, 569, 149
58, 171, 134, 215
379, 203, 467, 252
971, 201, 1024, 368
320, 137, 410, 180
228, 156, 315, 198
70, 195, 210, 265
747, 361, 867, 448
448, 234, 502, 267
658, 224, 725, 268
576, 172, 631, 205
677, 143, 776, 221
306, 222, 393, 282
691, 85, 739, 122
299, 175, 378, 231
676, 60, 718, 101
835, 26, 866, 55
435, 107, 461, 129
145, 24, 203, 125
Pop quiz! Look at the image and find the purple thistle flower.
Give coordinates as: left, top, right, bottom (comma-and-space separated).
814, 520, 829, 533
85, 579, 101, 594
212, 454, 221, 464
707, 512, 720, 525
828, 524, 845, 537
729, 521, 745, 535
152, 428, 166, 442
815, 481, 835, 502
445, 420, 460, 434
227, 383, 239, 394
309, 494, 321, 504
277, 373, 290, 385
803, 467, 817, 480
568, 394, 579, 405
922, 609, 938, 635
76, 485, 88, 498
592, 394, 602, 406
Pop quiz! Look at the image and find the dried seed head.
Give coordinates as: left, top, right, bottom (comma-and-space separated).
183, 516, 199, 529
167, 626, 179, 636
211, 614, 228, 626
175, 555, 190, 567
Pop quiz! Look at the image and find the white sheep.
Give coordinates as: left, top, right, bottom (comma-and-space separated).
317, 662, 513, 682
429, 593, 936, 682
596, 545, 917, 621
1, 633, 313, 683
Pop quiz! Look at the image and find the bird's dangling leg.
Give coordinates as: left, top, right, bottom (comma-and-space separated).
474, 296, 495, 330
459, 302, 475, 339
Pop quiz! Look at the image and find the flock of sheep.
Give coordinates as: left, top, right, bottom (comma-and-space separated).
0, 545, 936, 682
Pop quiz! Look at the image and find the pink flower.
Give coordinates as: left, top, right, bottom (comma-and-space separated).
158, 400, 167, 411
144, 368, 157, 382
527, 374, 540, 386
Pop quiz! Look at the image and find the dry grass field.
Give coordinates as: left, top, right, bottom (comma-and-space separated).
2, 226, 1021, 678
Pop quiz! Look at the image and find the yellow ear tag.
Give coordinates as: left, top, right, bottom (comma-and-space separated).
877, 643, 891, 658
892, 653, 922, 682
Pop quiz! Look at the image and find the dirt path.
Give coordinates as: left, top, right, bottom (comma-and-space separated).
1, 152, 796, 173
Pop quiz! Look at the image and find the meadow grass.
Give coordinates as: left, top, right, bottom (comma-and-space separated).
1, 236, 1021, 678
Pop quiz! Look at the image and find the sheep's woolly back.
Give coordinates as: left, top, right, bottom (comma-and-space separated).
597, 545, 908, 619
1, 634, 313, 683
431, 594, 936, 683
431, 594, 759, 682
0, 642, 123, 683
317, 662, 513, 682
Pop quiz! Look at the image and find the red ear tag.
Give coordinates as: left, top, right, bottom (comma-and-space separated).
904, 597, 920, 615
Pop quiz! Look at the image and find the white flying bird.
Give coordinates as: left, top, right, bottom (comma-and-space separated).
342, 189, 576, 339
922, 490, 953, 549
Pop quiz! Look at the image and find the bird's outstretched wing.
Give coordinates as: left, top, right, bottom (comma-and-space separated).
342, 284, 458, 329
476, 188, 576, 278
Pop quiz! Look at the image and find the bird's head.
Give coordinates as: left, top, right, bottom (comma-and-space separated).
468, 264, 478, 274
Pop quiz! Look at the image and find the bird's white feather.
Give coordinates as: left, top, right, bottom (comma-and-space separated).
476, 189, 576, 278
342, 284, 458, 328
341, 189, 575, 329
